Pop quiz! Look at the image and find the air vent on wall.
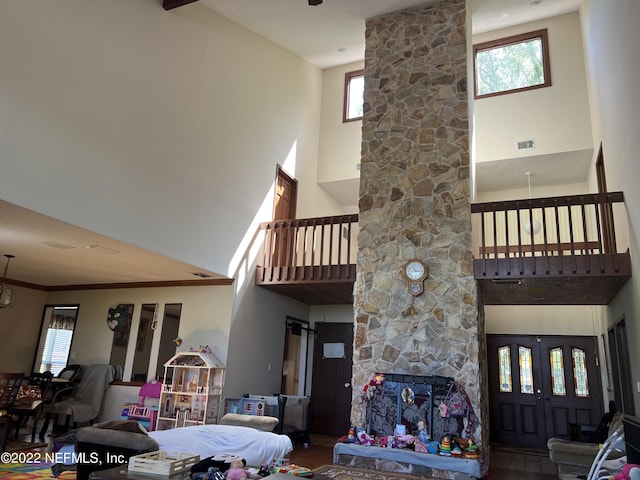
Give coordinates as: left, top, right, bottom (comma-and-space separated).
517, 139, 535, 150
492, 279, 522, 285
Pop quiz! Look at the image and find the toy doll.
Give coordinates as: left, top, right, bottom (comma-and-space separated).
225, 459, 261, 480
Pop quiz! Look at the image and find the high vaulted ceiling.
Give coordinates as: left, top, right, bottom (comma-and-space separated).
197, 0, 581, 69
2, 0, 581, 288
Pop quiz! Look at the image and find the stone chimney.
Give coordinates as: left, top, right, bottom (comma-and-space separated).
353, 0, 487, 447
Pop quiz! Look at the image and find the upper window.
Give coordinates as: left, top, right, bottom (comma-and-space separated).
474, 29, 551, 99
343, 69, 364, 122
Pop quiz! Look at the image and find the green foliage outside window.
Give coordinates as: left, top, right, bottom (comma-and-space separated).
474, 29, 551, 98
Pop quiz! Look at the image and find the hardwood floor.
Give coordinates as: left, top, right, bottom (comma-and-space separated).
287, 435, 338, 469
288, 436, 559, 480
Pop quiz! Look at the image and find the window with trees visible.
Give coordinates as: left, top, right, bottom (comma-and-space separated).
474, 29, 551, 99
343, 69, 364, 122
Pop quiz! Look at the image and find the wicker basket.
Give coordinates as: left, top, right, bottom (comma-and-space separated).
128, 450, 200, 476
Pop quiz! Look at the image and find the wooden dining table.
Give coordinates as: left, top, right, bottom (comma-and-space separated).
12, 397, 43, 443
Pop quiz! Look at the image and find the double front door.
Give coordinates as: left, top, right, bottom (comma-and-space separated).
487, 334, 603, 448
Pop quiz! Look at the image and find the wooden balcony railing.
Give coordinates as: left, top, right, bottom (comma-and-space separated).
255, 214, 358, 304
255, 193, 631, 305
472, 192, 631, 305
472, 192, 627, 276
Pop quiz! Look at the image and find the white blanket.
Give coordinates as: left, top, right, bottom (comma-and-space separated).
148, 424, 293, 467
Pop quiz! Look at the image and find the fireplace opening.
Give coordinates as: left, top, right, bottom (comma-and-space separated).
365, 374, 471, 442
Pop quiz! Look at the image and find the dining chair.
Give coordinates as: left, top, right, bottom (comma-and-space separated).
0, 372, 24, 451
40, 364, 118, 437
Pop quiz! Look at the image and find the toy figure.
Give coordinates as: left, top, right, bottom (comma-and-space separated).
417, 420, 429, 443
361, 372, 385, 400
614, 464, 640, 480
225, 459, 261, 480
357, 427, 374, 445
440, 435, 452, 456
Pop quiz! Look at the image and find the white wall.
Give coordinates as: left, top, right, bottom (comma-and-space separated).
224, 282, 311, 398
580, 0, 640, 413
474, 12, 593, 164
0, 286, 48, 373
0, 0, 353, 413
314, 61, 365, 213
0, 0, 342, 280
44, 285, 234, 370
317, 61, 365, 184
485, 305, 605, 336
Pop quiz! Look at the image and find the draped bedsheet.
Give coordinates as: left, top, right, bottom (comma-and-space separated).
148, 424, 293, 467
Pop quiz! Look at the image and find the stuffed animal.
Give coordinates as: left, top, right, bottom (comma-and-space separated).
377, 436, 389, 447
225, 459, 260, 480
394, 434, 415, 449
357, 427, 374, 445
361, 372, 385, 401
614, 464, 640, 480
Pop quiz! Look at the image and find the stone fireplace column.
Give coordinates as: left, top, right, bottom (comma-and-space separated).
354, 0, 487, 448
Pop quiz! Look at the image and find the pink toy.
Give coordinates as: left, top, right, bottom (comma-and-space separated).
614, 464, 640, 480
414, 440, 429, 453
357, 427, 374, 446
394, 434, 415, 449
225, 459, 260, 480
139, 380, 162, 405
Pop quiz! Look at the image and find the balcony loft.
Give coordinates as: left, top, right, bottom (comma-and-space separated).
255, 192, 631, 306
255, 214, 357, 305
472, 192, 631, 305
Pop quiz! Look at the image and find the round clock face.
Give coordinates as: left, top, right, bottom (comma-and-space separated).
405, 260, 426, 280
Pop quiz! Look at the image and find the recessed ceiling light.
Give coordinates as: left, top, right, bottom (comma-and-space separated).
84, 244, 119, 254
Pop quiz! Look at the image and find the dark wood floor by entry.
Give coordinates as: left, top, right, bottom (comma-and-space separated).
288, 435, 558, 480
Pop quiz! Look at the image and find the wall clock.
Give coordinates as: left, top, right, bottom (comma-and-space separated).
402, 259, 429, 296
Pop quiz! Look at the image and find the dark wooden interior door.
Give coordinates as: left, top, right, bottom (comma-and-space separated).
488, 334, 603, 448
272, 165, 297, 266
596, 145, 615, 254
310, 322, 353, 436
